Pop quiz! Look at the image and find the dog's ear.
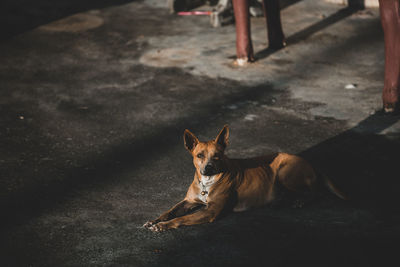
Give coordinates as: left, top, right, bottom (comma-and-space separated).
215, 125, 229, 149
184, 129, 199, 152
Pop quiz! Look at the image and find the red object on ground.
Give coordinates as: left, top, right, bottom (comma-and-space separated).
177, 11, 212, 16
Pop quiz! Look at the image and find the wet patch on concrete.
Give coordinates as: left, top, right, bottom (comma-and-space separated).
137, 1, 386, 126
38, 12, 104, 33
140, 47, 197, 67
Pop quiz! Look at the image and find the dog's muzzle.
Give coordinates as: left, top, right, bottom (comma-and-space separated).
202, 162, 217, 176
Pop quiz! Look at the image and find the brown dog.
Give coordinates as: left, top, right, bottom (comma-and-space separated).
144, 125, 346, 232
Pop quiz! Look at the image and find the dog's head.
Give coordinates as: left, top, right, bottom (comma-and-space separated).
183, 125, 229, 176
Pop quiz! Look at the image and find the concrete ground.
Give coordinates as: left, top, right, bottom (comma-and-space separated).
1, 0, 400, 266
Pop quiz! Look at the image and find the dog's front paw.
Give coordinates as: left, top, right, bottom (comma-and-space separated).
143, 220, 159, 228
148, 222, 169, 233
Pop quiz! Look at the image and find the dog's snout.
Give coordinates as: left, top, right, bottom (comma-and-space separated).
202, 162, 216, 175
205, 163, 214, 171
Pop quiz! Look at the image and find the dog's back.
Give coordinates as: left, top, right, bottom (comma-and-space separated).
226, 153, 318, 211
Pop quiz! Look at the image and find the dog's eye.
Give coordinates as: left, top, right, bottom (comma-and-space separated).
197, 153, 204, 159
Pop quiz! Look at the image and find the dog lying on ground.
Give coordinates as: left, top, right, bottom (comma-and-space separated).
144, 125, 346, 232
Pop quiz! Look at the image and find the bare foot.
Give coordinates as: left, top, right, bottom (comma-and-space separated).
233, 57, 254, 67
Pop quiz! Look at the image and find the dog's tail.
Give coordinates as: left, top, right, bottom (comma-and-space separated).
321, 174, 349, 200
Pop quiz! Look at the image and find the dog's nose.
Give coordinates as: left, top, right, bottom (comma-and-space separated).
204, 163, 215, 172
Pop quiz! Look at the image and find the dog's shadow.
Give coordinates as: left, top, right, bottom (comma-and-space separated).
150, 111, 400, 266
299, 111, 400, 221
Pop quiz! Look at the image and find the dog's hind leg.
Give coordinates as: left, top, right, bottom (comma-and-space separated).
272, 180, 317, 208
272, 154, 320, 207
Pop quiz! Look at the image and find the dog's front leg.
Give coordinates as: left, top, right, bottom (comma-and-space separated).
149, 202, 224, 232
143, 200, 203, 228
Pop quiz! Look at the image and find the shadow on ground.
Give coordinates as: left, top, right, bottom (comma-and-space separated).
255, 3, 364, 60
0, 72, 278, 229
301, 112, 400, 219
0, 0, 135, 41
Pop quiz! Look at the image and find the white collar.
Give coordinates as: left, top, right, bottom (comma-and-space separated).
198, 175, 216, 202
200, 175, 216, 187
